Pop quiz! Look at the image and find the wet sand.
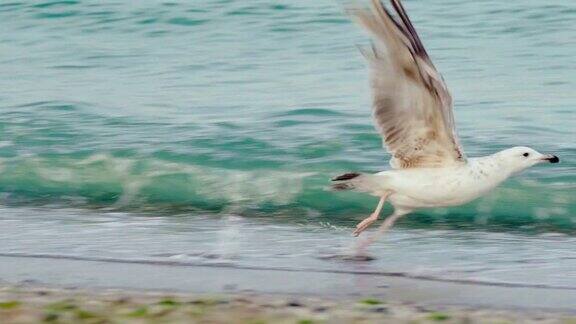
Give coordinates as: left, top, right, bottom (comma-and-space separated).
0, 254, 575, 322
1, 254, 576, 310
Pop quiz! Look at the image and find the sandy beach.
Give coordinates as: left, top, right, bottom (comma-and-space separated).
1, 285, 575, 323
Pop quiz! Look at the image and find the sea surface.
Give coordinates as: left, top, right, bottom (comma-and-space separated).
0, 0, 575, 289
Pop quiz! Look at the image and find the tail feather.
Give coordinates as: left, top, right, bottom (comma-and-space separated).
332, 172, 361, 181
331, 172, 384, 193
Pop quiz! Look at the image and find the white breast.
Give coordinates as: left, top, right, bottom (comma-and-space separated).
380, 158, 511, 209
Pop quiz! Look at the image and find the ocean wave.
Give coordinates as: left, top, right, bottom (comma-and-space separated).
0, 152, 574, 233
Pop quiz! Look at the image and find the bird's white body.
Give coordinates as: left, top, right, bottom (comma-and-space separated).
336, 147, 558, 239
351, 148, 556, 212
375, 157, 509, 210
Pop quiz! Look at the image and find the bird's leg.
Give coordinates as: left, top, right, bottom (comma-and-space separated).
356, 209, 411, 252
352, 193, 389, 237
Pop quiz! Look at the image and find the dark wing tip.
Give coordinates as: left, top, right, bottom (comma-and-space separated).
389, 0, 429, 59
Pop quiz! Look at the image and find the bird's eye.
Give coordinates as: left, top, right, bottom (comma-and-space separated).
523, 153, 530, 157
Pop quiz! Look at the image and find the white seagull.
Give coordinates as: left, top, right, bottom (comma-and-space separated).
332, 0, 559, 243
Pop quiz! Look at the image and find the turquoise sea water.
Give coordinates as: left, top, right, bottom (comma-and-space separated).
0, 1, 575, 288
1, 0, 574, 231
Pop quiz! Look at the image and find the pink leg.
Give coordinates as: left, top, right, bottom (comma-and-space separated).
356, 208, 411, 253
352, 193, 389, 237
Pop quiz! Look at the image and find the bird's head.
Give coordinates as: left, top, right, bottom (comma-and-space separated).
496, 146, 559, 173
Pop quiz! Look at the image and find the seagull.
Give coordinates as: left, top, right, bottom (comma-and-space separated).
332, 0, 559, 244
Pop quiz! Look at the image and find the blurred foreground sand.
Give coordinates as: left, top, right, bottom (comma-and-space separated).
0, 286, 574, 324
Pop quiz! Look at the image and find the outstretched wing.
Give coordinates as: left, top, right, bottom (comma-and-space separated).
352, 0, 465, 169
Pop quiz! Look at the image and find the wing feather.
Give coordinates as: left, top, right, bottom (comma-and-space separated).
351, 0, 465, 169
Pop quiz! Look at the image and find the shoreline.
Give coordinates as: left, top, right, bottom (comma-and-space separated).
3, 252, 576, 291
